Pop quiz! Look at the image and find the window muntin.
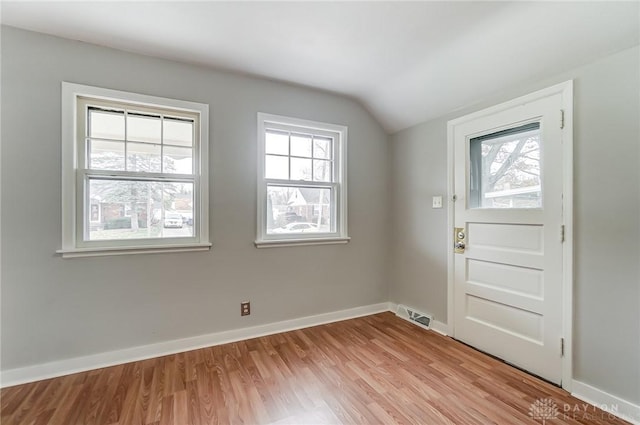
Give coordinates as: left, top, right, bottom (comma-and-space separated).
264, 130, 334, 183
60, 83, 209, 257
257, 113, 348, 246
469, 122, 542, 209
84, 105, 194, 175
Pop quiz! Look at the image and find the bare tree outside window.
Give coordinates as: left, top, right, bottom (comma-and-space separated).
470, 123, 541, 208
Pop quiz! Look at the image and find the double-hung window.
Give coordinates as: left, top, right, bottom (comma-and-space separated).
60, 83, 210, 257
256, 113, 349, 247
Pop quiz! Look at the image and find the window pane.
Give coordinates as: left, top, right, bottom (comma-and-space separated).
313, 136, 332, 159
127, 142, 161, 173
89, 110, 124, 140
265, 155, 289, 179
470, 123, 541, 208
166, 182, 194, 234
164, 119, 193, 147
89, 140, 125, 170
163, 146, 193, 174
291, 157, 312, 180
313, 160, 332, 182
88, 179, 194, 240
127, 114, 161, 143
265, 131, 289, 155
266, 185, 332, 234
291, 133, 312, 157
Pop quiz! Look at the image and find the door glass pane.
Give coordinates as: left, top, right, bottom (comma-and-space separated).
469, 122, 541, 208
266, 185, 332, 234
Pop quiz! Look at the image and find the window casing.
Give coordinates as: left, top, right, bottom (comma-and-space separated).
60, 83, 210, 257
256, 113, 349, 247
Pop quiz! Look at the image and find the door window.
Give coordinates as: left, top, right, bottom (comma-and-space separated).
469, 122, 542, 208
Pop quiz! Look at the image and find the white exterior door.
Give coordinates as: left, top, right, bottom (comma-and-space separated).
449, 83, 572, 385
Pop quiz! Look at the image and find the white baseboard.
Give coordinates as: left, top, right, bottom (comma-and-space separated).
572, 380, 640, 425
430, 320, 449, 336
1, 302, 392, 388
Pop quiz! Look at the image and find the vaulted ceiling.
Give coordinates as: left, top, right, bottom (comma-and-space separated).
2, 1, 638, 133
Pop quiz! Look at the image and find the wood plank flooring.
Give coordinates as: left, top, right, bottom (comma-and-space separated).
1, 312, 629, 424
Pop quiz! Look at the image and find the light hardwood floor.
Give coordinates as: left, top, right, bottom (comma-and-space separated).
1, 312, 629, 424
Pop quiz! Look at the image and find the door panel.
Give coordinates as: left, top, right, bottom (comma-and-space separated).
467, 260, 543, 298
465, 295, 543, 343
469, 223, 543, 251
452, 92, 565, 384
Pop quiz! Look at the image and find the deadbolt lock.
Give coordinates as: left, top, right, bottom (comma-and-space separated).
454, 227, 466, 253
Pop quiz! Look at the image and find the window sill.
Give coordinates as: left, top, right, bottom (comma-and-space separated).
57, 242, 212, 258
254, 237, 351, 249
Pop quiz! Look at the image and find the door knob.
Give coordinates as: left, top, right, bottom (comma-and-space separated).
455, 241, 466, 250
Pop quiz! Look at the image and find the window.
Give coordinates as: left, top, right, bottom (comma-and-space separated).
256, 113, 349, 247
469, 122, 542, 209
59, 83, 210, 257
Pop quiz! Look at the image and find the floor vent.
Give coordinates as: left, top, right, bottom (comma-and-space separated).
396, 304, 433, 330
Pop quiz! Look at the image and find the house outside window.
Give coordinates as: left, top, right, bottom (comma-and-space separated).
256, 113, 349, 247
59, 83, 210, 257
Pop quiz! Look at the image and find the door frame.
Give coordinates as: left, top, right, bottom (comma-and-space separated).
446, 81, 574, 391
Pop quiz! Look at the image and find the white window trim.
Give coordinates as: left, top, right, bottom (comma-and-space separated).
255, 113, 349, 248
58, 82, 211, 258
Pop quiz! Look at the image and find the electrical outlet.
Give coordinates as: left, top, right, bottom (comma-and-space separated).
241, 301, 250, 316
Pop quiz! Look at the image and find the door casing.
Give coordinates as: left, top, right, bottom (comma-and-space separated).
446, 81, 574, 391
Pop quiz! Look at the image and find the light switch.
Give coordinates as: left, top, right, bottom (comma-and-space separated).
432, 196, 443, 209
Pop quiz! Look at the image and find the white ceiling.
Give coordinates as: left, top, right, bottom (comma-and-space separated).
2, 1, 639, 133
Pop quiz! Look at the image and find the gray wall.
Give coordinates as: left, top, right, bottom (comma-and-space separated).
0, 27, 390, 370
389, 46, 640, 404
